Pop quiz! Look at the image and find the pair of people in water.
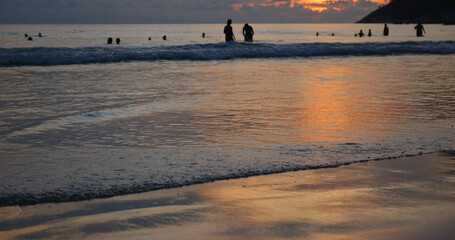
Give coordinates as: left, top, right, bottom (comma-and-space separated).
107, 37, 121, 44
356, 29, 372, 37
224, 19, 254, 42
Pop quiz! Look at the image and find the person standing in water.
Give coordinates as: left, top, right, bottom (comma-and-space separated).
242, 23, 254, 42
224, 19, 235, 42
383, 23, 389, 36
415, 22, 425, 37
358, 30, 365, 37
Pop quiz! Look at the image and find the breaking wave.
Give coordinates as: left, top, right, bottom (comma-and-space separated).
1, 41, 454, 66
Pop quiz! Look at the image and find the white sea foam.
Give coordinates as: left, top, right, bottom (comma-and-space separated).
1, 41, 454, 66
1, 141, 453, 206
8, 101, 184, 137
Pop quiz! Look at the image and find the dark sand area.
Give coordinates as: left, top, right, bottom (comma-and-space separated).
1, 153, 454, 240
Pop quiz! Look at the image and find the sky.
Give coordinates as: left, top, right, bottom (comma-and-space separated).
0, 0, 390, 24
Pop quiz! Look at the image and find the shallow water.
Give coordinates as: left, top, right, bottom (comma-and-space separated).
0, 24, 454, 206
1, 23, 455, 48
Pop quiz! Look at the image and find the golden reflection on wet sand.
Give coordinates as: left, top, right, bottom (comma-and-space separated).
194, 154, 455, 239
1, 154, 453, 240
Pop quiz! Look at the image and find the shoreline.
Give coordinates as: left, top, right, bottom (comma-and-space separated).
1, 150, 451, 208
1, 152, 454, 239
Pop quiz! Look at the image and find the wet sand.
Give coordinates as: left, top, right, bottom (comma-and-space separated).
0, 153, 454, 240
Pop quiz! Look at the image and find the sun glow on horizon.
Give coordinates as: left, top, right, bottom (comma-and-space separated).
232, 0, 389, 12
304, 6, 327, 12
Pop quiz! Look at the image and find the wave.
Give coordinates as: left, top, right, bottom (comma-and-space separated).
1, 146, 454, 207
8, 102, 174, 137
1, 41, 454, 66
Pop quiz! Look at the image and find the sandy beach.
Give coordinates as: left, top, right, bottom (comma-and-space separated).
0, 153, 454, 240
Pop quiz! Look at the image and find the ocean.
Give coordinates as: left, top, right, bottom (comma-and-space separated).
0, 23, 454, 206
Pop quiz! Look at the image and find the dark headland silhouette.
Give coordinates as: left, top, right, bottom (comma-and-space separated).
357, 0, 455, 24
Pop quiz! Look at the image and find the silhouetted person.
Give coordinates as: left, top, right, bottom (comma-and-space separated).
316, 32, 319, 36
415, 22, 425, 37
27, 36, 33, 41
202, 32, 205, 38
331, 33, 335, 36
358, 30, 364, 37
163, 35, 167, 40
116, 38, 120, 44
368, 29, 372, 37
355, 33, 357, 37
243, 23, 254, 42
107, 37, 113, 44
25, 33, 28, 38
224, 19, 235, 42
38, 33, 42, 37
148, 37, 151, 41
383, 23, 389, 36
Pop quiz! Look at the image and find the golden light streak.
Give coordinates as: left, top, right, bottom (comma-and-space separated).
295, 0, 388, 5
304, 6, 328, 12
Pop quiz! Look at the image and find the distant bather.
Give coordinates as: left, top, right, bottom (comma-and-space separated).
107, 37, 113, 44
358, 30, 364, 37
415, 22, 425, 37
383, 24, 389, 36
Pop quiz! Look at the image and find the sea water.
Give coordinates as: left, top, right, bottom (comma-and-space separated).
0, 24, 454, 206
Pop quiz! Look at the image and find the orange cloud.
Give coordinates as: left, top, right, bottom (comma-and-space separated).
232, 0, 389, 12
270, 1, 289, 7
232, 3, 243, 11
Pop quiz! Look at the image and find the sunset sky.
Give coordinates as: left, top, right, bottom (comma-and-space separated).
0, 0, 390, 23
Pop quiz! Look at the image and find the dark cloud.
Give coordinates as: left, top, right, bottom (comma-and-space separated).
0, 0, 382, 23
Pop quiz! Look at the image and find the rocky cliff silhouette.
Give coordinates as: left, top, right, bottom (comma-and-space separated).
357, 0, 455, 24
